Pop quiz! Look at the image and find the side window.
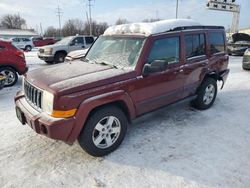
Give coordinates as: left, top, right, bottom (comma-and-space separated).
85, 37, 94, 44
12, 38, 19, 42
72, 37, 84, 45
0, 46, 5, 50
23, 38, 30, 42
209, 32, 225, 54
148, 37, 180, 65
185, 34, 205, 59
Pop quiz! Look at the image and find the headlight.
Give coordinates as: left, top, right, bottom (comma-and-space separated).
44, 48, 53, 55
42, 90, 54, 115
244, 49, 250, 55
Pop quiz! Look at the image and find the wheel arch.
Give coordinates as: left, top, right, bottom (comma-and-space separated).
66, 90, 136, 143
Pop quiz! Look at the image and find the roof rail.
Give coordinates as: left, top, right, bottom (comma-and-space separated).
170, 25, 225, 32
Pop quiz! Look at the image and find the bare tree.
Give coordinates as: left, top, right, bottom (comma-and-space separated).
44, 26, 59, 37
142, 18, 161, 23
115, 18, 129, 25
84, 21, 109, 36
62, 19, 85, 36
0, 14, 26, 29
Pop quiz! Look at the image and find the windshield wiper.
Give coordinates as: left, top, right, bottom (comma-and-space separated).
99, 61, 118, 69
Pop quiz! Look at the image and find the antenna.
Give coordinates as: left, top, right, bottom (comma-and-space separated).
56, 2, 63, 37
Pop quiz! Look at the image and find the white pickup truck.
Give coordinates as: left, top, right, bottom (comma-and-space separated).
37, 35, 94, 64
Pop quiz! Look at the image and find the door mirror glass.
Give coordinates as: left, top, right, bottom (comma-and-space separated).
142, 60, 168, 76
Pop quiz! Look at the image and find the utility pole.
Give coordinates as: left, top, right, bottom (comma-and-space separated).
40, 23, 43, 36
88, 0, 93, 36
56, 4, 63, 37
176, 0, 179, 19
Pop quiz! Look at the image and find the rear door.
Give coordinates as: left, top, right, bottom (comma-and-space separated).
85, 36, 95, 48
182, 32, 208, 97
133, 34, 185, 115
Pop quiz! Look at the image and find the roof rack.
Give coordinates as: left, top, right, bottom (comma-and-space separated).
171, 25, 225, 32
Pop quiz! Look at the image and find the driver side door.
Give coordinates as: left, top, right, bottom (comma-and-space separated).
133, 35, 185, 115
69, 37, 85, 52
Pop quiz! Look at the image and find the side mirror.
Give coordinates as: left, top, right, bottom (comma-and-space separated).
70, 42, 75, 46
142, 60, 168, 76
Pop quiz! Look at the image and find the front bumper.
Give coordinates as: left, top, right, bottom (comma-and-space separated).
243, 55, 250, 70
38, 54, 54, 62
15, 91, 75, 143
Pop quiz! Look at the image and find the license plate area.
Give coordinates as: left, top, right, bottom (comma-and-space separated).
16, 107, 26, 125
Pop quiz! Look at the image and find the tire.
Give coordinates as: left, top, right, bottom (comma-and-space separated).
54, 52, 66, 63
193, 78, 217, 110
0, 67, 18, 87
78, 105, 128, 157
45, 60, 54, 64
25, 45, 32, 51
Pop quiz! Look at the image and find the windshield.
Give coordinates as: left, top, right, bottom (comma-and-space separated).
85, 36, 145, 69
56, 36, 74, 45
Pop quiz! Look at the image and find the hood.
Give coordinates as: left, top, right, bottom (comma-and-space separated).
67, 49, 88, 59
232, 33, 250, 43
41, 43, 66, 49
26, 61, 135, 95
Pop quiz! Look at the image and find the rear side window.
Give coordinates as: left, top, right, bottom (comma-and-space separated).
185, 34, 205, 59
85, 37, 94, 44
148, 37, 180, 65
209, 32, 225, 54
23, 38, 31, 42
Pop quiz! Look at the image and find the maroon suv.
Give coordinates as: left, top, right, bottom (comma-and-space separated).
15, 20, 229, 157
0, 40, 28, 86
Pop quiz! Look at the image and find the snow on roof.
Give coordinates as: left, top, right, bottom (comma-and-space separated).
104, 19, 201, 36
0, 29, 38, 36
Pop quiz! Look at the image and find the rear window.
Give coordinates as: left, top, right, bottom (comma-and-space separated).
85, 37, 94, 44
185, 34, 205, 59
209, 32, 225, 54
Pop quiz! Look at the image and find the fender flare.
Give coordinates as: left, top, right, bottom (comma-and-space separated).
66, 90, 136, 143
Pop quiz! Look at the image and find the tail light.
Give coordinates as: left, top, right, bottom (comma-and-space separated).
15, 50, 25, 59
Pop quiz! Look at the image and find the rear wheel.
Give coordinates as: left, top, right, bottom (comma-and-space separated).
193, 78, 217, 110
25, 45, 32, 51
0, 67, 18, 87
54, 52, 66, 63
78, 106, 128, 157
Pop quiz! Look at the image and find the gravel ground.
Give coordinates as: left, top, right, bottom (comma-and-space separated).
0, 54, 250, 188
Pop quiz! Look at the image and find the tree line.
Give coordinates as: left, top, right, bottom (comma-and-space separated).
0, 14, 162, 37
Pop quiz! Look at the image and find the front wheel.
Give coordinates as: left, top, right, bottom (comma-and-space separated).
78, 106, 128, 157
193, 78, 217, 110
0, 67, 18, 87
54, 52, 66, 63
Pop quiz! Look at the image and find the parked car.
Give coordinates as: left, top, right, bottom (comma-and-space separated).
242, 48, 250, 70
65, 49, 89, 61
37, 35, 95, 64
31, 37, 56, 47
0, 40, 28, 86
15, 19, 229, 157
11, 37, 34, 51
0, 74, 6, 90
227, 33, 250, 56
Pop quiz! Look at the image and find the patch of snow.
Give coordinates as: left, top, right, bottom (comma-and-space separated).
104, 19, 201, 36
1, 56, 250, 188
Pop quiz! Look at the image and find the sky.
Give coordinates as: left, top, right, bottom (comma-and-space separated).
0, 0, 249, 33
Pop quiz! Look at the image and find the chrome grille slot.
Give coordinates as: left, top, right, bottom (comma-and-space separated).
24, 80, 43, 109
39, 49, 44, 53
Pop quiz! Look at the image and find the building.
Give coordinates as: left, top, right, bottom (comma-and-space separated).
239, 28, 250, 35
0, 28, 39, 39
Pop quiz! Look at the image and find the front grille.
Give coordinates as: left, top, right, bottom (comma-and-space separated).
39, 49, 44, 53
23, 80, 43, 109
